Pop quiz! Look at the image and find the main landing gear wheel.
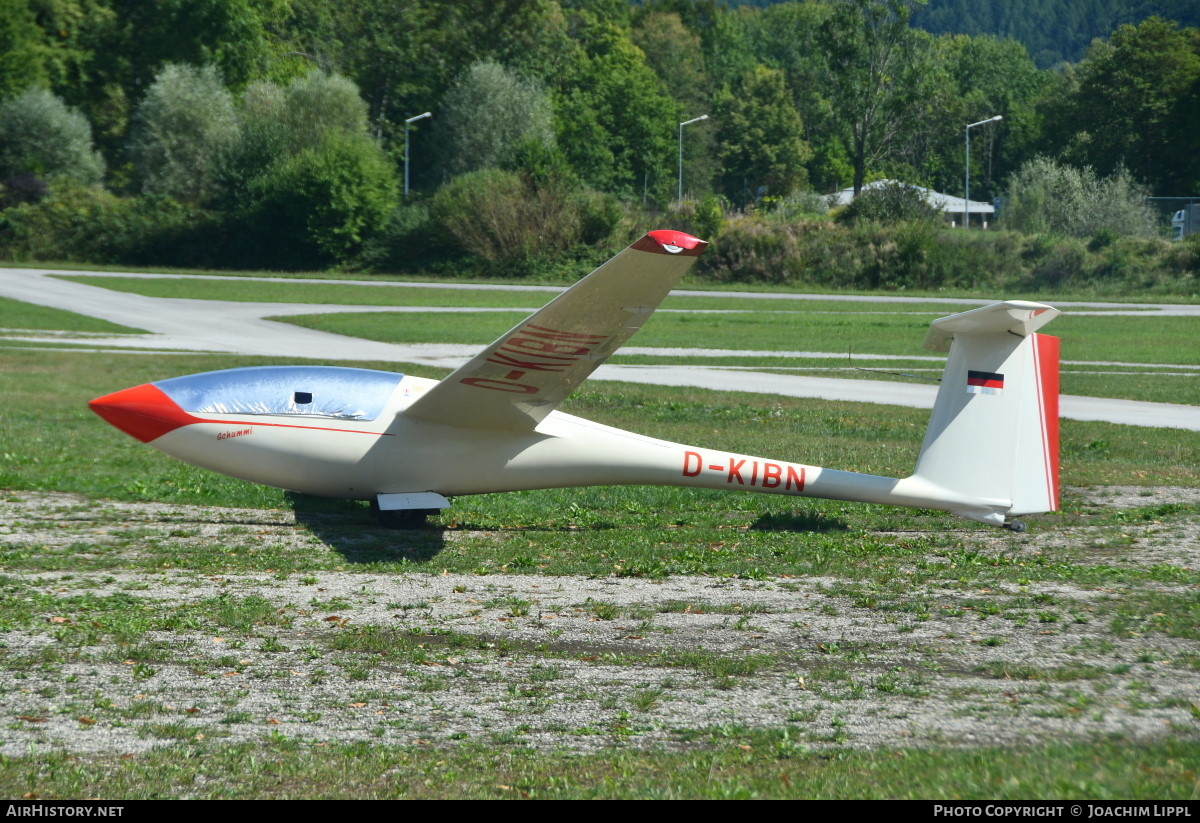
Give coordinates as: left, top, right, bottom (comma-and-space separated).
1004, 520, 1027, 533
369, 500, 436, 529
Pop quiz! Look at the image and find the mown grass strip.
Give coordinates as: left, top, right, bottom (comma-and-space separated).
275, 309, 1200, 366
0, 296, 145, 334
0, 737, 1193, 799
58, 275, 989, 312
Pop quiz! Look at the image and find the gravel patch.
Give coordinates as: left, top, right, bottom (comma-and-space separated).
1, 490, 1197, 756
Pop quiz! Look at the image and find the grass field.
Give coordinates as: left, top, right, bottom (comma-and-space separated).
37, 273, 1200, 406
0, 296, 145, 334
271, 309, 1200, 405
0, 279, 1197, 799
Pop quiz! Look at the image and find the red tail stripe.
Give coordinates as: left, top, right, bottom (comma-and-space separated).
1033, 334, 1061, 510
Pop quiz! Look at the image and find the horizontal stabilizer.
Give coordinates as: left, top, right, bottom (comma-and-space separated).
923, 300, 1060, 353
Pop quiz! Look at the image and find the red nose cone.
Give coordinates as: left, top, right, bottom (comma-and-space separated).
89, 384, 199, 443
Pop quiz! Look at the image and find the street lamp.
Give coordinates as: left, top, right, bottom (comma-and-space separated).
678, 114, 709, 202
964, 115, 1001, 228
404, 112, 432, 198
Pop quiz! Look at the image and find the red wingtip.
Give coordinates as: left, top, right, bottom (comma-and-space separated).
89, 383, 199, 443
632, 230, 708, 257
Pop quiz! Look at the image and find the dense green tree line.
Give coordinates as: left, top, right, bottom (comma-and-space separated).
0, 0, 1197, 281
911, 0, 1200, 68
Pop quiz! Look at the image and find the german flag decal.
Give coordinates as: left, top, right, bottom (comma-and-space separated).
967, 370, 1004, 395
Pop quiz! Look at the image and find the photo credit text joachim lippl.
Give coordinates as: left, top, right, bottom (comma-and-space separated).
934, 807, 1192, 819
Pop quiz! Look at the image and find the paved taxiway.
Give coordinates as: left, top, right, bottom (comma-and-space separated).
2, 267, 1197, 431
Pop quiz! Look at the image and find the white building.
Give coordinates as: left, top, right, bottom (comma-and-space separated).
830, 180, 995, 226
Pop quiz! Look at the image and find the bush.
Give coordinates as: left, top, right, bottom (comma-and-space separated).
0, 172, 48, 209
661, 194, 727, 243
765, 190, 829, 222
0, 183, 212, 264
836, 181, 941, 225
1164, 233, 1200, 278
695, 215, 806, 284
236, 131, 398, 268
0, 88, 104, 185
693, 210, 1198, 295
130, 63, 239, 204
355, 202, 441, 272
692, 194, 727, 241
429, 168, 621, 275
575, 186, 624, 246
1000, 157, 1156, 239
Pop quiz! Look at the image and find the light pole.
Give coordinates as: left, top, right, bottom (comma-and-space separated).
964, 115, 1001, 228
404, 112, 432, 198
678, 114, 709, 202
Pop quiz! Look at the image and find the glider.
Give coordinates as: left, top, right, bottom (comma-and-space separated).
90, 230, 1060, 530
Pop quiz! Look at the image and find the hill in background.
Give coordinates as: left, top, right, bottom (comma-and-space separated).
732, 0, 1200, 67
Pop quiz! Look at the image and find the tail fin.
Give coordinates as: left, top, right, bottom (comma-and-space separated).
912, 301, 1060, 525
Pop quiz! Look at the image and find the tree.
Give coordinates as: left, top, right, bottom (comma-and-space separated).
285, 0, 571, 154
632, 11, 709, 108
129, 63, 239, 203
1053, 18, 1200, 195
222, 70, 371, 204
741, 1, 841, 189
437, 62, 555, 176
55, 0, 290, 163
913, 0, 1200, 68
0, 0, 112, 103
633, 11, 718, 196
221, 71, 397, 268
554, 17, 677, 197
698, 4, 756, 90
930, 34, 1048, 199
0, 0, 46, 98
715, 65, 811, 204
0, 88, 104, 185
275, 70, 370, 153
822, 0, 929, 194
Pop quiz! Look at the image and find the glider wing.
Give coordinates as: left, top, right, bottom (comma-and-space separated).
401, 230, 706, 432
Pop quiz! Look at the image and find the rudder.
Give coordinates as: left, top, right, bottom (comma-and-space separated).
911, 302, 1061, 524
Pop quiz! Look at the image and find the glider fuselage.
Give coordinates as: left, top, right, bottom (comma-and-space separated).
90, 365, 986, 519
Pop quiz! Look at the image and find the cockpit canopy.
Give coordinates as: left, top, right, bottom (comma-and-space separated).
154, 366, 403, 421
